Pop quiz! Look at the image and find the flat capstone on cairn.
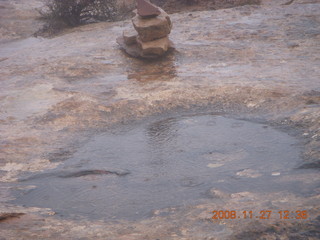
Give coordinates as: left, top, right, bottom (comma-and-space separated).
117, 0, 174, 59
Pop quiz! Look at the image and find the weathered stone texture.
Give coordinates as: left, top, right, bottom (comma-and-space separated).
137, 0, 161, 18
132, 9, 172, 42
118, 2, 173, 58
137, 36, 170, 56
122, 28, 137, 45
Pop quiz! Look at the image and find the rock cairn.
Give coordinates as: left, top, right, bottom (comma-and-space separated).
117, 0, 173, 58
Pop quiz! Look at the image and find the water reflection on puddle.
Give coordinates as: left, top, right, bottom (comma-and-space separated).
126, 51, 177, 82
12, 115, 317, 221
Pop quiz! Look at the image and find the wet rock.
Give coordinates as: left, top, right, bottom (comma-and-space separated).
18, 169, 130, 181
209, 189, 231, 199
118, 35, 174, 58
59, 169, 130, 178
132, 8, 172, 42
137, 0, 161, 18
236, 168, 262, 178
231, 215, 320, 240
2, 0, 320, 239
117, 36, 141, 58
207, 163, 224, 168
137, 36, 170, 56
118, 1, 173, 58
180, 176, 203, 187
122, 28, 138, 45
0, 213, 25, 222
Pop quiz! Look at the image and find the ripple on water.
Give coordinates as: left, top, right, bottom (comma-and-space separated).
12, 114, 318, 221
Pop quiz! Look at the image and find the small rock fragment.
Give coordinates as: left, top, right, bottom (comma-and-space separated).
207, 163, 224, 168
236, 169, 262, 178
209, 189, 230, 199
271, 172, 281, 176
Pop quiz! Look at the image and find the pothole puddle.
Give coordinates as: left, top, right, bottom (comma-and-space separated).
11, 114, 318, 221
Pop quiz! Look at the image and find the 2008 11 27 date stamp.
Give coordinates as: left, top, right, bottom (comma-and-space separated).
211, 210, 308, 220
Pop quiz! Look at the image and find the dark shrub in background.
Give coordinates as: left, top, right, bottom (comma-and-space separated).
37, 0, 261, 35
39, 0, 118, 33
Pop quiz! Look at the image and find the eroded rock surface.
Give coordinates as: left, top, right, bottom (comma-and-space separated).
0, 0, 320, 239
0, 0, 43, 42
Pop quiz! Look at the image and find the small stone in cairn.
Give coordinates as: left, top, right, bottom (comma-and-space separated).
137, 0, 161, 18
117, 0, 173, 59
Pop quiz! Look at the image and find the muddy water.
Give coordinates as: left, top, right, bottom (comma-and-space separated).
12, 114, 317, 221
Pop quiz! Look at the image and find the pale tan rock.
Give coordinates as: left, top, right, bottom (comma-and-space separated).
137, 36, 170, 56
132, 8, 172, 42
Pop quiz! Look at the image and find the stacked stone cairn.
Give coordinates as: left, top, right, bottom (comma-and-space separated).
117, 0, 173, 58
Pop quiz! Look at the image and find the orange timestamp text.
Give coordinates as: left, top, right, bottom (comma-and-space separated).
211, 210, 308, 220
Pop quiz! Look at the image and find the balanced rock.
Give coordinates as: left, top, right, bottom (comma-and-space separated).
132, 8, 172, 42
137, 36, 170, 56
123, 28, 137, 45
137, 0, 161, 18
117, 0, 173, 59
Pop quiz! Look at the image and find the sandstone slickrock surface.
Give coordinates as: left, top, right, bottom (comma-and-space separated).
0, 0, 43, 42
1, 0, 320, 239
117, 0, 173, 58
